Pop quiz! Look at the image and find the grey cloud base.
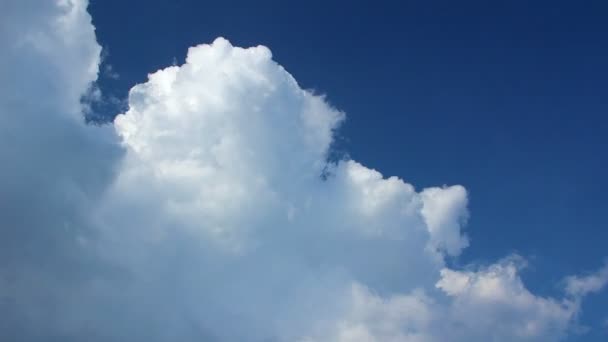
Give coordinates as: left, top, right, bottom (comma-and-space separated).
0, 1, 606, 341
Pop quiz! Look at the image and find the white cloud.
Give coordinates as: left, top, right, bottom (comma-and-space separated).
0, 1, 606, 341
435, 258, 577, 341
294, 258, 580, 342
565, 262, 608, 297
0, 0, 121, 340
420, 185, 469, 256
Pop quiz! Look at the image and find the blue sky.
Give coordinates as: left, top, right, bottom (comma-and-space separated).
1, 0, 607, 340
89, 0, 608, 337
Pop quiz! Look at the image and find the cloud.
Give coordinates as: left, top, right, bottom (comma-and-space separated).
435, 258, 577, 341
0, 0, 121, 340
564, 262, 608, 298
0, 1, 606, 341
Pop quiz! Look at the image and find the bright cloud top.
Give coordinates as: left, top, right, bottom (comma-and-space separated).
0, 1, 606, 341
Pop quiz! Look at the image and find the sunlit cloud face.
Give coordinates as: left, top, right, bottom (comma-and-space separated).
0, 1, 606, 341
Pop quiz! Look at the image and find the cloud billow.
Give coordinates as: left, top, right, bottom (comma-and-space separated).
0, 1, 605, 341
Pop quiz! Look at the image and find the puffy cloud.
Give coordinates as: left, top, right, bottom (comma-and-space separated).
109, 38, 345, 249
1, 0, 101, 115
0, 0, 121, 340
297, 258, 579, 342
297, 284, 435, 342
435, 258, 577, 341
420, 185, 469, 256
0, 1, 606, 341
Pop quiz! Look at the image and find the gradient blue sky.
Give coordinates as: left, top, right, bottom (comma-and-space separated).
88, 0, 608, 339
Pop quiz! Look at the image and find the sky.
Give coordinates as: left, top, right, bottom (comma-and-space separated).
1, 0, 607, 341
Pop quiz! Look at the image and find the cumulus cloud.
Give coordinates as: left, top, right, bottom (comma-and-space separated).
0, 0, 121, 340
0, 1, 606, 341
435, 258, 577, 341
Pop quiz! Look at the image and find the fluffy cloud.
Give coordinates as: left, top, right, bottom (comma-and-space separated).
0, 1, 606, 341
435, 258, 577, 341
0, 0, 122, 340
